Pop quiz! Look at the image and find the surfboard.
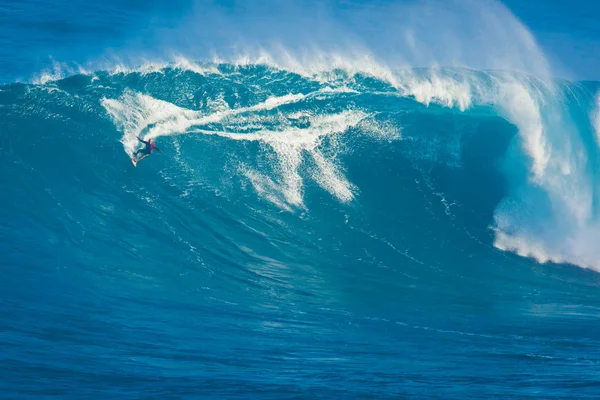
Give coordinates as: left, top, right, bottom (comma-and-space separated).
131, 157, 137, 167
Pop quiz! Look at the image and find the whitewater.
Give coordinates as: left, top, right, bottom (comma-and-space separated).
3, 0, 600, 398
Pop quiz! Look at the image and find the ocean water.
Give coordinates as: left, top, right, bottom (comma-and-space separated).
3, 1, 600, 399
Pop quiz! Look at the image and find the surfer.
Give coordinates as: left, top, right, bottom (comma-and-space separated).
132, 136, 162, 166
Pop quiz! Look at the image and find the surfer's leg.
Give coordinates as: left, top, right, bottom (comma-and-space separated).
132, 148, 147, 161
132, 148, 150, 163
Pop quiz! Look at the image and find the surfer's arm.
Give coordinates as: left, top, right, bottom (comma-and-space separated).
155, 147, 163, 153
137, 136, 148, 144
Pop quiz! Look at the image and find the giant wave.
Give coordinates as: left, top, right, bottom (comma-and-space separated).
12, 60, 600, 269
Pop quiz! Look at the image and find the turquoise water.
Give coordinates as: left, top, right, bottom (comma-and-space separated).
3, 63, 600, 398
3, 1, 600, 398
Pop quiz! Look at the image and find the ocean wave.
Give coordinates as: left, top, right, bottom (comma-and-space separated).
5, 60, 600, 271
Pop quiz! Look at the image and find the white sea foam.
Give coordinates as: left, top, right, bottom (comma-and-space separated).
102, 89, 308, 153
396, 70, 475, 111
102, 85, 380, 208
494, 224, 600, 270
494, 78, 549, 180
593, 92, 600, 146
108, 62, 167, 76
199, 111, 367, 207
172, 56, 222, 76
489, 81, 598, 270
102, 90, 198, 156
230, 49, 400, 87
107, 57, 222, 77
32, 61, 90, 85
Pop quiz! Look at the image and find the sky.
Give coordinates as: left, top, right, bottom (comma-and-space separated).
503, 0, 600, 80
0, 0, 599, 82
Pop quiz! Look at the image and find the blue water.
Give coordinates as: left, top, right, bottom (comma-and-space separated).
3, 1, 600, 398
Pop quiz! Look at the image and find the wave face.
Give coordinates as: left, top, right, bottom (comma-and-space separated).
3, 63, 600, 398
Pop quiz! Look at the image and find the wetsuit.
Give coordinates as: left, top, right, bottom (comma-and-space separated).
134, 137, 160, 159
